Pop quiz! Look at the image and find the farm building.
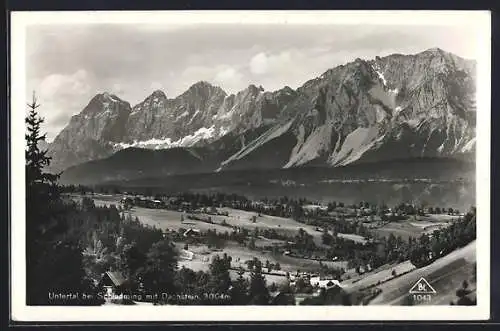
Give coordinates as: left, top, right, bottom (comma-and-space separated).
179, 249, 195, 261
152, 200, 164, 208
303, 204, 329, 213
183, 228, 201, 238
309, 276, 342, 289
99, 271, 128, 296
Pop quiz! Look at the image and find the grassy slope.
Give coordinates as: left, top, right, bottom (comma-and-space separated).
368, 240, 476, 305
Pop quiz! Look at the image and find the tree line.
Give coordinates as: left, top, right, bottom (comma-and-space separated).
25, 97, 287, 306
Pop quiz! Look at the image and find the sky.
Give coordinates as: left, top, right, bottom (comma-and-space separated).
25, 22, 481, 141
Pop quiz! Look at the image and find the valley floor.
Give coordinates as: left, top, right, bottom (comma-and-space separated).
74, 193, 476, 306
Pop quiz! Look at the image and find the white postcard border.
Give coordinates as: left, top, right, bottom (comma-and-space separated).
10, 10, 491, 322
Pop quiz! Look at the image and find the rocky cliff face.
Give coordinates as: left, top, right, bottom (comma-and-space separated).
218, 48, 476, 170
49, 48, 476, 174
124, 82, 226, 144
48, 93, 132, 172
48, 82, 290, 171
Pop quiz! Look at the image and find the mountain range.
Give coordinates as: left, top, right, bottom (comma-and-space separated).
47, 48, 477, 185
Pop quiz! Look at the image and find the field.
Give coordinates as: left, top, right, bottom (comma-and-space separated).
337, 233, 368, 244
89, 194, 323, 242
175, 241, 348, 286
342, 260, 417, 291
88, 194, 345, 274
373, 214, 460, 240
368, 240, 476, 305
85, 195, 461, 244
176, 243, 289, 285
81, 193, 475, 301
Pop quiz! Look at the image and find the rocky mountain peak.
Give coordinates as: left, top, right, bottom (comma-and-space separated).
131, 89, 168, 115
245, 84, 265, 94
80, 92, 129, 116
182, 81, 227, 98
150, 89, 167, 99
422, 47, 446, 56
280, 86, 294, 92
48, 48, 476, 174
274, 86, 297, 99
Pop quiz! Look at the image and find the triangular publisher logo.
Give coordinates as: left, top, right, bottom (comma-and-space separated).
409, 277, 437, 294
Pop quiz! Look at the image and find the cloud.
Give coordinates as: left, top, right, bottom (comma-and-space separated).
111, 82, 125, 96
179, 65, 246, 94
246, 49, 318, 90
34, 69, 93, 141
213, 67, 245, 92
180, 65, 217, 82
249, 52, 268, 75
39, 69, 91, 99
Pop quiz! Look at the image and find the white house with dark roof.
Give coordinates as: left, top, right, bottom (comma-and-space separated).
309, 276, 342, 290
100, 271, 128, 297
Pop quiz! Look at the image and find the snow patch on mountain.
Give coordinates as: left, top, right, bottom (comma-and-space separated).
188, 110, 201, 124
372, 64, 388, 86
369, 64, 401, 113
114, 138, 173, 150
375, 69, 387, 86
176, 126, 217, 146
114, 126, 217, 150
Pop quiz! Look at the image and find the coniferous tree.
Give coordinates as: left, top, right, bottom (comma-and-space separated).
139, 238, 178, 300
25, 93, 98, 305
248, 258, 270, 305
207, 253, 232, 298
230, 268, 249, 305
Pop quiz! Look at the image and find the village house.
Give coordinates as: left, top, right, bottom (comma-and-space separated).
99, 271, 128, 297
179, 249, 195, 261
183, 228, 201, 238
309, 276, 342, 290
152, 199, 164, 208
303, 204, 329, 214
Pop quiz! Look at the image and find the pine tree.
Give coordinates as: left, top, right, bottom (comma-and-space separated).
121, 241, 146, 284
207, 254, 232, 300
139, 238, 178, 298
25, 92, 59, 188
230, 268, 249, 305
248, 258, 270, 305
25, 93, 98, 305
